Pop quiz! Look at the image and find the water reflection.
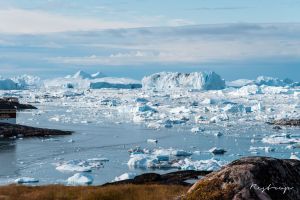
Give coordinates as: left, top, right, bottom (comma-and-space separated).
0, 139, 17, 177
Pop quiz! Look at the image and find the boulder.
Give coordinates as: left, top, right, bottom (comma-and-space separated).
186, 157, 300, 200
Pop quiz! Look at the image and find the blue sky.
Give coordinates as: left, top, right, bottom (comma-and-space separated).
0, 0, 300, 80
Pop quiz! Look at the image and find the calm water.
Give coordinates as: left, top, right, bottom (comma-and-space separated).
0, 106, 297, 185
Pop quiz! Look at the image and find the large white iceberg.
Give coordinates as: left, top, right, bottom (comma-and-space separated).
142, 71, 225, 90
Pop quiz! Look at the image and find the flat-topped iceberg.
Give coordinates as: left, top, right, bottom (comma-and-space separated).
142, 71, 225, 90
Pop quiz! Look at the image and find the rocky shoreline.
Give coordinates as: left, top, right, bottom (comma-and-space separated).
104, 170, 212, 186
0, 122, 72, 138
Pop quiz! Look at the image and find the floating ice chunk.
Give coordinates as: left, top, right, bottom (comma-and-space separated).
195, 115, 207, 123
56, 159, 106, 172
14, 177, 39, 184
56, 164, 92, 172
249, 146, 275, 153
87, 158, 109, 162
142, 71, 225, 90
135, 98, 149, 103
170, 106, 191, 114
262, 135, 300, 144
114, 173, 137, 182
49, 116, 60, 122
147, 122, 161, 129
191, 127, 204, 133
127, 154, 159, 169
202, 98, 216, 105
222, 104, 252, 113
210, 114, 229, 123
251, 103, 265, 112
147, 139, 158, 143
290, 153, 300, 160
214, 132, 223, 137
209, 147, 227, 155
134, 104, 157, 113
67, 173, 93, 185
152, 148, 192, 157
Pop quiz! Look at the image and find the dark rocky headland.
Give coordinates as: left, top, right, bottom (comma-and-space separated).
0, 122, 72, 138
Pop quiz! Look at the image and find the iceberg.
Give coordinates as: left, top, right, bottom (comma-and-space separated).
67, 173, 93, 185
142, 71, 225, 90
114, 173, 137, 182
0, 78, 20, 90
255, 76, 294, 87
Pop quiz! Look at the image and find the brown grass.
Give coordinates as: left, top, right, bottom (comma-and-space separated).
0, 184, 188, 200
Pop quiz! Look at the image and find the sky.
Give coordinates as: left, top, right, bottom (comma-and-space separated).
0, 0, 300, 81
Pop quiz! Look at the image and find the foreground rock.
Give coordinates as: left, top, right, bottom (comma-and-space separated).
0, 98, 37, 110
272, 119, 300, 126
0, 123, 72, 138
186, 157, 300, 200
104, 170, 212, 186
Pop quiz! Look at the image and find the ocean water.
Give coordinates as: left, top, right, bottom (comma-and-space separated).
0, 106, 297, 185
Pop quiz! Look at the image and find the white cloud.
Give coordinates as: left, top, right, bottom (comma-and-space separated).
0, 8, 141, 34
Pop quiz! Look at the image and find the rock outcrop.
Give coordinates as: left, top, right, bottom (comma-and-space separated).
104, 170, 212, 186
185, 157, 300, 200
272, 119, 300, 126
0, 123, 72, 138
0, 98, 37, 110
